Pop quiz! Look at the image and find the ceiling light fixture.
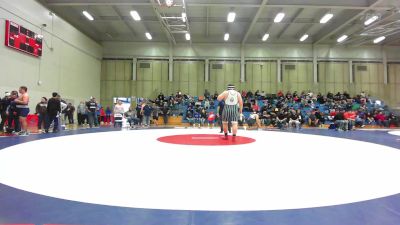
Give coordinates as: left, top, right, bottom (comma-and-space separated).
130, 11, 141, 21
224, 33, 230, 41
182, 12, 186, 22
364, 15, 378, 26
227, 12, 236, 23
145, 32, 152, 40
274, 12, 285, 23
320, 13, 333, 23
82, 11, 94, 21
337, 35, 348, 43
300, 34, 309, 42
262, 33, 269, 41
373, 36, 385, 44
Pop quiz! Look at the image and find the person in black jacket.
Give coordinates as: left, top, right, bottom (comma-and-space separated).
35, 97, 47, 132
45, 92, 61, 133
0, 92, 11, 132
6, 91, 20, 133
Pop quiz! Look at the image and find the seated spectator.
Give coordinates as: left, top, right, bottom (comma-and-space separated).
125, 108, 140, 128
200, 108, 207, 126
388, 113, 399, 127
355, 110, 366, 128
308, 111, 319, 127
375, 111, 389, 127
276, 110, 287, 130
315, 110, 325, 125
344, 110, 356, 130
186, 110, 193, 126
260, 111, 271, 126
247, 111, 261, 128
204, 99, 210, 109
334, 109, 348, 131
207, 111, 216, 128
193, 110, 201, 128
288, 110, 301, 130
365, 112, 375, 125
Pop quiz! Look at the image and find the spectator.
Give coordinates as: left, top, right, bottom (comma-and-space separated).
141, 101, 152, 127
161, 104, 170, 126
35, 97, 47, 132
334, 109, 348, 131
105, 106, 112, 124
276, 110, 287, 130
308, 111, 319, 127
207, 111, 216, 128
125, 108, 140, 128
0, 92, 11, 132
64, 103, 75, 125
45, 92, 61, 133
375, 111, 389, 127
344, 110, 356, 130
77, 101, 87, 126
6, 91, 20, 133
152, 103, 159, 126
99, 107, 106, 124
113, 100, 125, 128
289, 110, 301, 130
86, 97, 97, 128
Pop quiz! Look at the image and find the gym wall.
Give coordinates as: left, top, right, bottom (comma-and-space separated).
0, 0, 102, 109
100, 42, 400, 108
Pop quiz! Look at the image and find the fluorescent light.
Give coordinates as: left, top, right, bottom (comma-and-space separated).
262, 33, 269, 41
145, 32, 152, 40
274, 12, 285, 23
185, 33, 190, 41
373, 36, 385, 44
364, 15, 378, 26
300, 34, 309, 42
130, 10, 141, 21
227, 12, 236, 23
82, 11, 94, 21
224, 33, 229, 41
182, 12, 186, 22
337, 35, 348, 43
320, 13, 333, 24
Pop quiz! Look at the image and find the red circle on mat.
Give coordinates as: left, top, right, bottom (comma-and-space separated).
157, 134, 256, 146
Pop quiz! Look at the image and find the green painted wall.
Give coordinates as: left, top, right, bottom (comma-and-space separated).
208, 61, 241, 94
101, 60, 400, 108
173, 61, 205, 96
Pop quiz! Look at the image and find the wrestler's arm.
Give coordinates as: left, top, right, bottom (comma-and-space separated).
238, 93, 243, 114
217, 91, 227, 101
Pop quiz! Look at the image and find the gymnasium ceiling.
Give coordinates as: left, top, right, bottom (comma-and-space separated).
38, 0, 400, 46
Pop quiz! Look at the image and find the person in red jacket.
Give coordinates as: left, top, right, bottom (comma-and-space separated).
344, 110, 356, 130
374, 111, 389, 127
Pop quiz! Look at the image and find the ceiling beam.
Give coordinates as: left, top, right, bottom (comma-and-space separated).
149, 0, 176, 45
80, 17, 330, 26
314, 0, 388, 44
206, 6, 209, 37
111, 6, 137, 38
384, 37, 400, 46
182, 0, 192, 45
277, 8, 304, 39
241, 0, 268, 45
352, 30, 400, 47
340, 11, 398, 46
46, 1, 392, 10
